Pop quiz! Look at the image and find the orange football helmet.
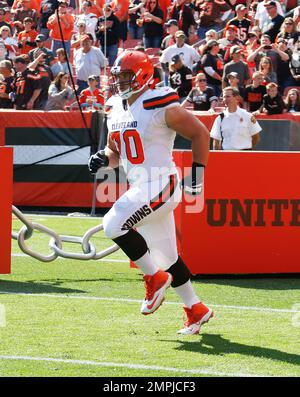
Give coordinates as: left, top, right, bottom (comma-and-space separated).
110, 50, 154, 99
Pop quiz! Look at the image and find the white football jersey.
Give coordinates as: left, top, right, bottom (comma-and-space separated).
106, 87, 180, 185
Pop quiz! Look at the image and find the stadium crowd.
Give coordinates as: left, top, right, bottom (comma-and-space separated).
0, 0, 299, 113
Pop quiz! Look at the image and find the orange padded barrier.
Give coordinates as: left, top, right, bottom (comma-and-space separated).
180, 151, 300, 274
0, 147, 13, 274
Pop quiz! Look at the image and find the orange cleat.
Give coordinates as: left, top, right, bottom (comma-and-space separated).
177, 302, 214, 335
141, 270, 172, 315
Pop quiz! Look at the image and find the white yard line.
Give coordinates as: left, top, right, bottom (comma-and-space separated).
11, 253, 128, 263
0, 291, 297, 313
13, 214, 103, 220
0, 354, 266, 377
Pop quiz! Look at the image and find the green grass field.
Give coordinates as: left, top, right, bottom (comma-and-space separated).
0, 214, 299, 377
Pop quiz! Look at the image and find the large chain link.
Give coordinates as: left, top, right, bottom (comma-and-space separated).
12, 205, 119, 262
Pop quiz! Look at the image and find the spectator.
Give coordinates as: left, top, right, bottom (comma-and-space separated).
28, 34, 55, 65
226, 4, 252, 44
244, 71, 267, 112
0, 35, 7, 61
211, 86, 261, 151
28, 50, 53, 109
250, 25, 263, 40
76, 1, 98, 41
259, 82, 285, 115
195, 0, 230, 39
0, 8, 12, 33
45, 71, 74, 110
158, 0, 171, 21
245, 29, 261, 54
285, 88, 300, 113
293, 6, 300, 26
128, 0, 145, 40
47, 1, 75, 57
167, 0, 196, 39
13, 0, 38, 30
161, 19, 178, 51
0, 25, 17, 59
218, 25, 243, 64
11, 54, 42, 109
258, 56, 277, 84
254, 0, 284, 30
11, 0, 40, 13
71, 20, 88, 52
200, 39, 223, 96
160, 30, 200, 71
262, 1, 284, 43
247, 34, 289, 73
245, 29, 261, 75
73, 33, 106, 93
39, 0, 58, 40
79, 74, 104, 108
182, 72, 218, 111
0, 1, 9, 7
247, 1, 257, 22
225, 71, 245, 100
111, 0, 129, 46
277, 17, 299, 50
276, 38, 294, 91
51, 48, 69, 77
0, 59, 14, 108
96, 4, 120, 66
222, 45, 250, 89
138, 0, 163, 49
289, 41, 300, 86
168, 53, 193, 102
88, 0, 105, 18
17, 17, 38, 55
198, 29, 218, 56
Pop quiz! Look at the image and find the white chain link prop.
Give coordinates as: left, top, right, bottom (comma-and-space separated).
12, 205, 119, 262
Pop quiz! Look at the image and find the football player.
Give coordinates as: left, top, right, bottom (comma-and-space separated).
88, 50, 213, 335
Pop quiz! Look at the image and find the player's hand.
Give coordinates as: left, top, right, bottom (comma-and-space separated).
181, 162, 204, 196
88, 150, 109, 174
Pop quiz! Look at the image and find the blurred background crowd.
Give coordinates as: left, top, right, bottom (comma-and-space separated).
0, 0, 299, 114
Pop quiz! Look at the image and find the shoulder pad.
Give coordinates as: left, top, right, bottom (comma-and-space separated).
143, 90, 179, 110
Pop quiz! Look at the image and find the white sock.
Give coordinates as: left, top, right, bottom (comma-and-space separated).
135, 251, 158, 276
173, 280, 200, 309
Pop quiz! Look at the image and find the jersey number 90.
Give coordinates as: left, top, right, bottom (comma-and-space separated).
111, 129, 145, 164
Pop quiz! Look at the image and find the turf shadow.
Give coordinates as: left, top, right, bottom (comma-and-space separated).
162, 334, 300, 367
24, 276, 141, 286
26, 278, 114, 285
0, 280, 85, 294
192, 277, 300, 291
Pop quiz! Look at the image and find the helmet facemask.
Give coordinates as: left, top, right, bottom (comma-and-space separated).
111, 67, 150, 100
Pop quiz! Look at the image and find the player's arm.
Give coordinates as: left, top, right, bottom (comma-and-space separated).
165, 105, 210, 195
165, 105, 210, 165
105, 132, 120, 169
88, 132, 120, 174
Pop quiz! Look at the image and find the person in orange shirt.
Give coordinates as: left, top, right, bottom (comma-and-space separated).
47, 1, 75, 57
13, 0, 39, 33
79, 74, 104, 108
11, 0, 40, 14
0, 8, 13, 34
111, 0, 130, 45
83, 0, 105, 18
158, 0, 170, 20
17, 17, 38, 55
